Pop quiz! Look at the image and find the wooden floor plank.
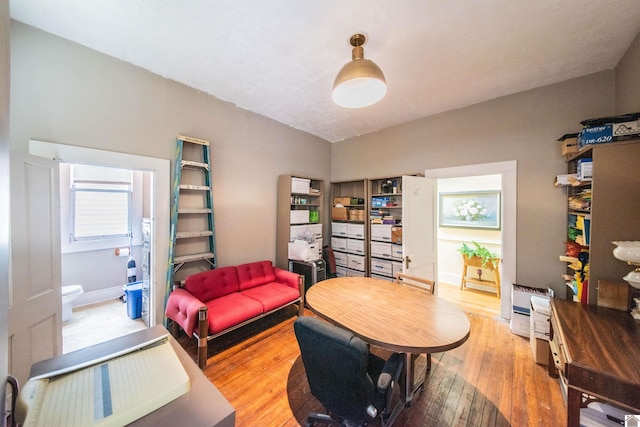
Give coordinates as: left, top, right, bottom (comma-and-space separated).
175, 299, 566, 427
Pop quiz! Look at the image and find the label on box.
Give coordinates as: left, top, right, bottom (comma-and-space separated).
579, 125, 613, 148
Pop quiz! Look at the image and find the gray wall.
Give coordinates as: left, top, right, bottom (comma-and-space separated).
10, 21, 331, 274
331, 71, 617, 296
616, 30, 640, 114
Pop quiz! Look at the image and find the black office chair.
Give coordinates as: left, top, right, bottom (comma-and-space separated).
294, 316, 403, 427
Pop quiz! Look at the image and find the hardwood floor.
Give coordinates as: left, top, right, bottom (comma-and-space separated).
175, 301, 566, 427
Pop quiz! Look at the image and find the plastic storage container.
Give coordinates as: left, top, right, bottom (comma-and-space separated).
123, 281, 143, 319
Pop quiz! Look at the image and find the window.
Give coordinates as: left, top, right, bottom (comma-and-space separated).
70, 164, 132, 241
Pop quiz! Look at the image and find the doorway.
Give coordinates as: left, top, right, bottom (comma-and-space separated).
28, 140, 170, 349
425, 161, 516, 319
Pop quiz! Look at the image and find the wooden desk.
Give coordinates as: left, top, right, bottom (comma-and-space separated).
306, 277, 470, 403
548, 298, 640, 427
26, 326, 236, 427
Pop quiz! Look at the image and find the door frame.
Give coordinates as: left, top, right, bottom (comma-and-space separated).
28, 140, 170, 327
425, 161, 516, 319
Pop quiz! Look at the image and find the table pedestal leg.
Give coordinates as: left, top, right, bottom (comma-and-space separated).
404, 353, 414, 405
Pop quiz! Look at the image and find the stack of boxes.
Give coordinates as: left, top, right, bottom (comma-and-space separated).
510, 284, 551, 365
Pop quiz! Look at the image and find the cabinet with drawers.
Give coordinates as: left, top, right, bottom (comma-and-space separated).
330, 180, 368, 276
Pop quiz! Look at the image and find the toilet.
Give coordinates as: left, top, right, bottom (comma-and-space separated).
62, 285, 83, 322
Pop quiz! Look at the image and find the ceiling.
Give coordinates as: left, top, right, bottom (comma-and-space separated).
10, 1, 640, 142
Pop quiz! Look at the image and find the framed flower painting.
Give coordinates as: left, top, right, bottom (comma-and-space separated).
439, 191, 501, 229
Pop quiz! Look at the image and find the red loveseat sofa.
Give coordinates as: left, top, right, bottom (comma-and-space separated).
165, 260, 304, 368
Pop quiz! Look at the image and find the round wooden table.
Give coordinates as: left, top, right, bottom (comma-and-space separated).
305, 276, 470, 403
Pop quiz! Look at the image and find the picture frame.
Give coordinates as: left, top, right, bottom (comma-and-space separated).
439, 191, 501, 229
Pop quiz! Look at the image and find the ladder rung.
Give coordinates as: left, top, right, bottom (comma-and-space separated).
181, 160, 210, 170
174, 252, 215, 264
176, 230, 214, 239
178, 208, 212, 214
179, 184, 210, 191
177, 135, 210, 146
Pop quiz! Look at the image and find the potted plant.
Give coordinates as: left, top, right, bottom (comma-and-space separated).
458, 241, 499, 270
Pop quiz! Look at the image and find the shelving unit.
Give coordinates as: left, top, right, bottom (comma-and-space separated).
558, 139, 640, 304
276, 175, 324, 270
330, 180, 368, 277
368, 176, 405, 281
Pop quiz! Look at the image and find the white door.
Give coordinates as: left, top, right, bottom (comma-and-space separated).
8, 153, 62, 385
402, 176, 437, 287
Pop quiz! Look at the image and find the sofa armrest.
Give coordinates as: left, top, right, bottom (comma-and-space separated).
274, 267, 300, 290
165, 288, 207, 337
274, 267, 305, 315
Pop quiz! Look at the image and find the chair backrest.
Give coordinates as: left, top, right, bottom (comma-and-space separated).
294, 316, 375, 423
395, 273, 435, 294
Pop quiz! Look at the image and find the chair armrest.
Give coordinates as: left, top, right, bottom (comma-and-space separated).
165, 288, 207, 337
377, 352, 403, 393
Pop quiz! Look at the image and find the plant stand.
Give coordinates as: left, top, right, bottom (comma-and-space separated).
460, 255, 501, 297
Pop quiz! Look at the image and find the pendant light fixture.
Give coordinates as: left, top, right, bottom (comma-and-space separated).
332, 33, 387, 109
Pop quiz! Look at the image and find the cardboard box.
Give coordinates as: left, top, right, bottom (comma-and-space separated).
510, 312, 530, 337
530, 296, 550, 340
331, 207, 348, 220
333, 197, 351, 206
291, 177, 310, 194
561, 137, 578, 157
577, 158, 593, 181
288, 241, 320, 261
578, 125, 613, 148
391, 226, 402, 244
529, 333, 549, 366
290, 210, 310, 224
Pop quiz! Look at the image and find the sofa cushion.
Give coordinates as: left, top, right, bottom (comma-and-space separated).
241, 282, 300, 312
185, 266, 240, 302
206, 293, 264, 334
236, 260, 276, 291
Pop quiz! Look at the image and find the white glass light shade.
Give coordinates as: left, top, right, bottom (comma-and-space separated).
612, 241, 640, 289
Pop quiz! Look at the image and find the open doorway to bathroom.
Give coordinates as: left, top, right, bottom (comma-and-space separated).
28, 139, 171, 354
59, 163, 151, 352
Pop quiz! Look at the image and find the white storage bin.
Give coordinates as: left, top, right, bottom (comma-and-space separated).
371, 241, 392, 259
346, 223, 365, 239
391, 244, 403, 260
334, 251, 348, 267
288, 241, 320, 261
332, 222, 347, 237
336, 266, 347, 277
347, 254, 366, 271
291, 177, 310, 194
290, 210, 310, 224
331, 237, 347, 252
346, 269, 365, 277
346, 239, 365, 255
371, 259, 393, 276
371, 224, 392, 242
392, 262, 403, 278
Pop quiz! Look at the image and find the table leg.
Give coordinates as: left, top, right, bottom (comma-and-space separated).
566, 387, 581, 427
404, 353, 414, 405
